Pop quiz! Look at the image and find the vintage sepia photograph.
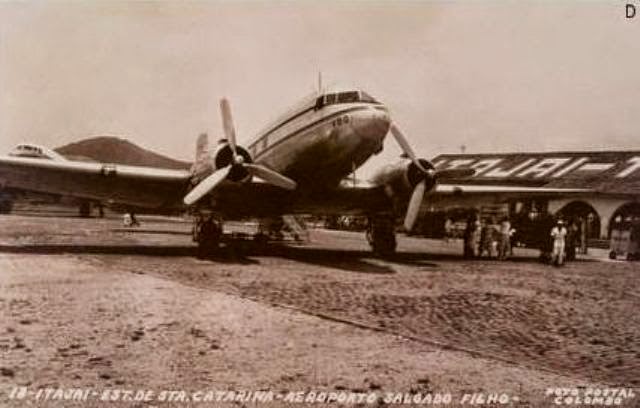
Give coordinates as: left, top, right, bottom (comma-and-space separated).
0, 1, 638, 407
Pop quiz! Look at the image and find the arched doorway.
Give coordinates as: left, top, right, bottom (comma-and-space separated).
557, 201, 600, 240
609, 202, 640, 234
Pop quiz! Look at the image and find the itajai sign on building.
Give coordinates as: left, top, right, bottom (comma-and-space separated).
431, 151, 640, 195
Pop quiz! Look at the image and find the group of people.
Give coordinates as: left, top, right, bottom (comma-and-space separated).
461, 215, 514, 260
456, 213, 578, 266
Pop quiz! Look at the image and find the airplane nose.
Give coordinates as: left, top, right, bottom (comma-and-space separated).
352, 107, 391, 145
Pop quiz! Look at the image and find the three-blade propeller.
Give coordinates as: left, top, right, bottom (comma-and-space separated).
389, 124, 473, 232
183, 165, 232, 205
389, 124, 433, 231
183, 99, 297, 205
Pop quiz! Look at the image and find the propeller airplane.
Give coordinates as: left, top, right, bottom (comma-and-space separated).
0, 86, 584, 256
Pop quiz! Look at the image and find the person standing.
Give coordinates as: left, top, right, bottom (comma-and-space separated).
498, 217, 512, 260
472, 217, 482, 256
444, 217, 454, 243
566, 220, 578, 261
550, 220, 568, 266
463, 214, 479, 258
479, 218, 496, 258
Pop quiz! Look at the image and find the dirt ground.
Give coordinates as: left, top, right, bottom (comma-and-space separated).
0, 212, 638, 407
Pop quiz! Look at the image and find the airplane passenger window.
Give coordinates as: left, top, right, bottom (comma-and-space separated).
337, 92, 359, 103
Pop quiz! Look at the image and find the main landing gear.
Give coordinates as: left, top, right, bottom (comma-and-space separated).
193, 215, 222, 258
366, 215, 397, 257
79, 202, 92, 218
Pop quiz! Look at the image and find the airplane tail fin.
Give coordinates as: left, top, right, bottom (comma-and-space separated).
191, 133, 211, 175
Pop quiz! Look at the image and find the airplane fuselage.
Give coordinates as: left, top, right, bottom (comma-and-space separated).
246, 88, 390, 190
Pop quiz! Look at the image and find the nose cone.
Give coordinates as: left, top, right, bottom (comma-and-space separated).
352, 107, 391, 146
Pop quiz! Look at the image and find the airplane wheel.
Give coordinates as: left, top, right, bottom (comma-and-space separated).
368, 216, 397, 257
0, 200, 13, 214
196, 218, 221, 259
253, 232, 268, 253
79, 202, 91, 218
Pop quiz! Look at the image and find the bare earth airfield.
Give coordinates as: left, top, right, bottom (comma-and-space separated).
0, 208, 638, 407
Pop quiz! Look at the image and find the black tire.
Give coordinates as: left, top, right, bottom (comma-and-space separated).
196, 219, 221, 258
79, 202, 91, 218
609, 251, 617, 260
0, 200, 13, 214
197, 238, 219, 259
371, 227, 397, 257
373, 237, 396, 258
252, 233, 268, 254
367, 217, 397, 258
196, 243, 208, 259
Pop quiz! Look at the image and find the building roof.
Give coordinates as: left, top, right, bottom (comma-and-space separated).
431, 150, 640, 195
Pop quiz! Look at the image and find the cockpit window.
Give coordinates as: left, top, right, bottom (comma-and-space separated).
337, 91, 359, 104
360, 91, 379, 104
319, 90, 380, 108
324, 94, 337, 105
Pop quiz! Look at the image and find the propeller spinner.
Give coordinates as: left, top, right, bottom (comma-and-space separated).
389, 124, 473, 231
183, 99, 297, 205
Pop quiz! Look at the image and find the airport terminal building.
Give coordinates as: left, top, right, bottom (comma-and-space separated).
424, 150, 640, 241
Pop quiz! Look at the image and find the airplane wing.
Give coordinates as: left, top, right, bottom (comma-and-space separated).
422, 183, 594, 211
0, 155, 191, 211
253, 182, 593, 222
434, 184, 591, 195
0, 152, 388, 218
0, 153, 593, 219
223, 182, 594, 219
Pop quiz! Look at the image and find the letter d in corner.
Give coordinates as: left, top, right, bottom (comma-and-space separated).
627, 3, 637, 18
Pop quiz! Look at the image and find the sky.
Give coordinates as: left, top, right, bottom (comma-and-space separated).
1, 1, 639, 178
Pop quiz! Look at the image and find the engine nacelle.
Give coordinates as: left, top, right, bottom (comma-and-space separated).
212, 141, 253, 182
371, 158, 436, 197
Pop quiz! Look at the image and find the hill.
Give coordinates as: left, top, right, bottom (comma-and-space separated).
55, 136, 191, 170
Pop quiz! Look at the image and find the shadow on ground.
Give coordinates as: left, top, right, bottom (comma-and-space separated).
0, 239, 584, 274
